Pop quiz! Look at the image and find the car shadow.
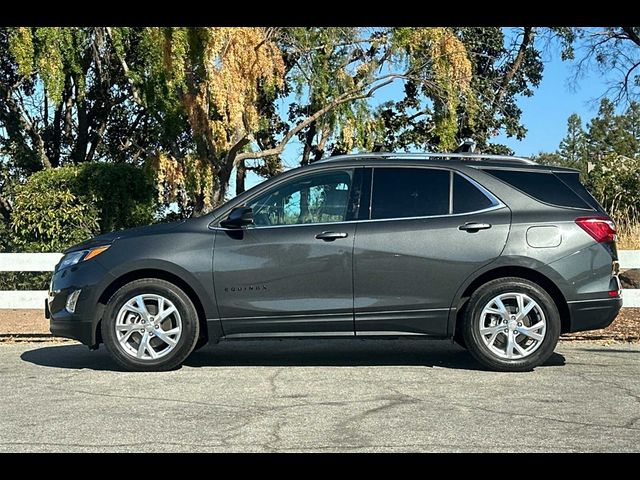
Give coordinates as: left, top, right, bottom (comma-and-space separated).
20, 338, 566, 372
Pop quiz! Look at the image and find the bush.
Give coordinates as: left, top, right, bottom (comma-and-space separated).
1, 163, 157, 290
75, 163, 157, 233
587, 154, 640, 230
10, 163, 156, 253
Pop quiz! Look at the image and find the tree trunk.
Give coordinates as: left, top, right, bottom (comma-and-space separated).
50, 102, 63, 167
493, 27, 534, 111
236, 160, 246, 196
297, 123, 316, 222
74, 90, 89, 164
0, 195, 11, 222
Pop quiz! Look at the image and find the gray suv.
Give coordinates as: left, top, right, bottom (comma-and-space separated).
46, 153, 623, 372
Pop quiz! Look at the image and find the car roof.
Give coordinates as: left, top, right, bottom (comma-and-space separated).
314, 152, 579, 173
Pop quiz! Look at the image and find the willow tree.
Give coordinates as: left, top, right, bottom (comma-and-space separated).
110, 27, 474, 215
108, 27, 286, 213
3, 27, 156, 171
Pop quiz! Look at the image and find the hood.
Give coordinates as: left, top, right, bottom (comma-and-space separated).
63, 220, 187, 253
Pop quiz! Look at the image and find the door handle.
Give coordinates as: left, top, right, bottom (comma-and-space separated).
315, 231, 348, 241
458, 222, 492, 232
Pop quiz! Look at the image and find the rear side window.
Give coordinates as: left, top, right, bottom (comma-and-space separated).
371, 168, 449, 219
484, 169, 591, 209
453, 173, 496, 214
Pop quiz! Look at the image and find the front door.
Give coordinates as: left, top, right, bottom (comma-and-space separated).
353, 167, 511, 336
213, 167, 362, 337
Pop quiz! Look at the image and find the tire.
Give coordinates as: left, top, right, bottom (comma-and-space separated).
461, 277, 560, 372
102, 278, 200, 372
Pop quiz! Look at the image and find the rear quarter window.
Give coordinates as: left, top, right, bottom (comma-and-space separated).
484, 169, 592, 209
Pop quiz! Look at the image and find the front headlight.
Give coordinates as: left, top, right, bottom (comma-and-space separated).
58, 245, 110, 271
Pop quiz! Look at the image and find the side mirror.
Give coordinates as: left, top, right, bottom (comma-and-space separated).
220, 206, 254, 229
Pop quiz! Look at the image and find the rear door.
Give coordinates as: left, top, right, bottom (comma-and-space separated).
353, 166, 511, 336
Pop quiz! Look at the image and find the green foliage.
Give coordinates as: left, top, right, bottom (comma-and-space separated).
533, 114, 589, 178
586, 154, 640, 228
1, 27, 163, 174
558, 114, 588, 169
9, 27, 86, 103
11, 167, 100, 252
0, 217, 11, 252
75, 163, 157, 232
535, 99, 640, 229
10, 163, 156, 252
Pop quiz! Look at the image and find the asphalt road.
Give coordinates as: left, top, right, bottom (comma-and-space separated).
1, 339, 639, 452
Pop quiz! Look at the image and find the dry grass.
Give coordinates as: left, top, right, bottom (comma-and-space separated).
617, 223, 640, 250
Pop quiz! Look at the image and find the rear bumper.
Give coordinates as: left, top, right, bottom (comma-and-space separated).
567, 297, 623, 333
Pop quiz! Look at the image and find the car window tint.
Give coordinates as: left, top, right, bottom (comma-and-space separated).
248, 170, 353, 226
555, 172, 603, 212
371, 168, 449, 219
453, 173, 496, 214
484, 169, 590, 209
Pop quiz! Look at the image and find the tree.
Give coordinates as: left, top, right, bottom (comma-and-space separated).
586, 98, 637, 158
0, 27, 162, 223
376, 28, 544, 153
533, 101, 640, 225
558, 113, 587, 169
3, 27, 159, 169
117, 27, 473, 214
572, 27, 640, 103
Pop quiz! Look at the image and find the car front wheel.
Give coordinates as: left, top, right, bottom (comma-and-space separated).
102, 278, 200, 372
462, 277, 561, 372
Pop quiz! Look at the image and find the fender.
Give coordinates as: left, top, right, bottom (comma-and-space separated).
446, 255, 571, 336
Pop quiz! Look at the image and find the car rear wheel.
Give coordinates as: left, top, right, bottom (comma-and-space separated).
462, 277, 561, 372
102, 278, 200, 372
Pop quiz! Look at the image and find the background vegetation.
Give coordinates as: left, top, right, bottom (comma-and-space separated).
1, 27, 639, 287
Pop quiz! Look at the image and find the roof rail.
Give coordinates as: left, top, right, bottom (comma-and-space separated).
317, 152, 537, 165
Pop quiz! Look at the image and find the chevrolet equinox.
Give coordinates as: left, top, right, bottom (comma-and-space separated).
47, 153, 623, 371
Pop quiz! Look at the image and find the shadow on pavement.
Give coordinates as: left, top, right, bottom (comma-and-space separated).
20, 339, 566, 372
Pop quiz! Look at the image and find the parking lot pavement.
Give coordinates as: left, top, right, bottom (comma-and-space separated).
0, 339, 639, 452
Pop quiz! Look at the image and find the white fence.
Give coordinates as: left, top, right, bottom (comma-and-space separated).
0, 253, 63, 308
0, 251, 639, 309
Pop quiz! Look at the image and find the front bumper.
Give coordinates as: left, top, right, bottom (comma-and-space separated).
567, 297, 623, 333
47, 259, 113, 347
49, 307, 96, 345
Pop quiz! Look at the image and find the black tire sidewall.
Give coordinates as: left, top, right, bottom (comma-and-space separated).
102, 279, 199, 371
463, 278, 561, 372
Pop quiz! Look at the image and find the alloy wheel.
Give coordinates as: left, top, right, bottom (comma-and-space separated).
478, 292, 547, 359
115, 294, 182, 360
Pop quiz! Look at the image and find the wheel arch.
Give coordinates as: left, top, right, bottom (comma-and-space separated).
450, 265, 570, 338
95, 268, 212, 346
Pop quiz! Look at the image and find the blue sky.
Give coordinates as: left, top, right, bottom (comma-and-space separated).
241, 39, 616, 191
495, 53, 614, 156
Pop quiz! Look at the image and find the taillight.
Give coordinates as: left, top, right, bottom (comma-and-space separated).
575, 216, 617, 243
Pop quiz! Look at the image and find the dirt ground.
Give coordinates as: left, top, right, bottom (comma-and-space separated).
1, 307, 638, 342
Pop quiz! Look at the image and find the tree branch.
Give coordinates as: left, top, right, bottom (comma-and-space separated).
622, 27, 640, 48
493, 27, 534, 110
105, 27, 143, 106
234, 75, 399, 163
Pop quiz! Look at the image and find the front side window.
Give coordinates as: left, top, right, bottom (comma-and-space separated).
371, 168, 450, 219
248, 169, 353, 227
